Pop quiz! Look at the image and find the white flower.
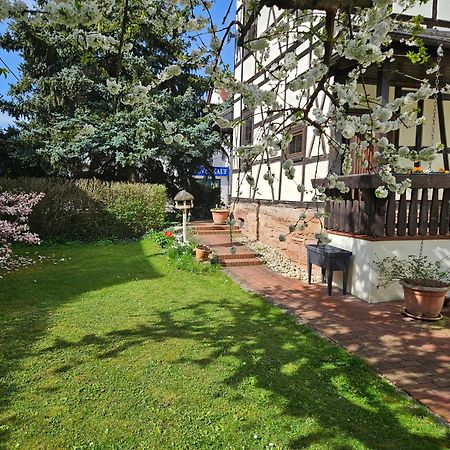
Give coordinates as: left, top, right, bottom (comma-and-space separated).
215, 117, 232, 129
398, 146, 410, 158
282, 159, 293, 170
173, 134, 184, 144
342, 123, 356, 140
284, 52, 298, 71
106, 79, 121, 96
315, 232, 331, 244
375, 186, 388, 198
159, 64, 182, 82
123, 42, 133, 52
335, 181, 349, 193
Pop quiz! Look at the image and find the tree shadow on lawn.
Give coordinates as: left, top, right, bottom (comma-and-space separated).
36, 295, 449, 449
0, 240, 162, 441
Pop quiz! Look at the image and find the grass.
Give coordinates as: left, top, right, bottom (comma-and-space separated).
0, 239, 449, 449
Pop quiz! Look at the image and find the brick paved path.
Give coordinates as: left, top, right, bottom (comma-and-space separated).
226, 265, 450, 423
195, 226, 450, 423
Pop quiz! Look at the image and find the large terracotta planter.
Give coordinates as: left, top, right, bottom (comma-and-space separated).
400, 281, 449, 319
195, 247, 211, 262
211, 209, 229, 225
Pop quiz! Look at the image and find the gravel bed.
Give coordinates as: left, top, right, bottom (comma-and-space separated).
238, 236, 309, 280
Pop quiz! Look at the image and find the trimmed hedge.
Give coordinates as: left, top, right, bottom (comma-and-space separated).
0, 177, 166, 241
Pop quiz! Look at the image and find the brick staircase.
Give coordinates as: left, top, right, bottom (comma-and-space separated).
194, 223, 242, 236
192, 222, 263, 267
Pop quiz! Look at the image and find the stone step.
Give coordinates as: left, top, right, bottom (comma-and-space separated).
218, 253, 258, 261
211, 245, 258, 260
219, 258, 263, 267
194, 225, 240, 231
196, 229, 241, 235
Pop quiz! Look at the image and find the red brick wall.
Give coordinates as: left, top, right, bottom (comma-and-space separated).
232, 202, 322, 268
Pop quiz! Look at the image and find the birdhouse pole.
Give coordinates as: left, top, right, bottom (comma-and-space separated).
182, 209, 188, 243
174, 190, 194, 244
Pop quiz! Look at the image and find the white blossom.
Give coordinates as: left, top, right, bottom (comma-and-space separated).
106, 79, 121, 96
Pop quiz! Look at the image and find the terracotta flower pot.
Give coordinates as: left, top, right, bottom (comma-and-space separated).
211, 209, 229, 225
195, 247, 211, 262
400, 281, 449, 319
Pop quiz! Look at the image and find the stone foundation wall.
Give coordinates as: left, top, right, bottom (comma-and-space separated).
232, 202, 322, 269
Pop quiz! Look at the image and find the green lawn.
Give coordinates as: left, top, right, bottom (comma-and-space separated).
0, 240, 448, 449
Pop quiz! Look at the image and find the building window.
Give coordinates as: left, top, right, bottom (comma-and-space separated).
286, 125, 306, 158
240, 111, 254, 145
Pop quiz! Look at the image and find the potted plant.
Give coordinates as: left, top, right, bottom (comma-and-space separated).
210, 204, 229, 225
195, 244, 211, 262
375, 244, 450, 320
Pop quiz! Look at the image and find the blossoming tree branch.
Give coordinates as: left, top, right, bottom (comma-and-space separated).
0, 0, 445, 244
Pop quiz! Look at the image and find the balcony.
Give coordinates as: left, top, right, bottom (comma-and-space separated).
312, 174, 450, 240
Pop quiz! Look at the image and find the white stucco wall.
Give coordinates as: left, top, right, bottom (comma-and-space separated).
327, 233, 450, 303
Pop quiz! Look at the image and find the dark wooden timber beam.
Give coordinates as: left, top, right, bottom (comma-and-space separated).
437, 92, 450, 171
260, 0, 372, 9
376, 60, 391, 106
431, 0, 438, 24
414, 99, 424, 168
394, 86, 402, 148
313, 173, 450, 189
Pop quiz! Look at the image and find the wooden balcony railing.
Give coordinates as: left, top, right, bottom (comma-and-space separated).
312, 174, 450, 239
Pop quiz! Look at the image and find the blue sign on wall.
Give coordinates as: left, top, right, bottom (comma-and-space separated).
195, 167, 229, 177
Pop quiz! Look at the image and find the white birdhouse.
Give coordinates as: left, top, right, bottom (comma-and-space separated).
174, 190, 194, 210
174, 190, 194, 243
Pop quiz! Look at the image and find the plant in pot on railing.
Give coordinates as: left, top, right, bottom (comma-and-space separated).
210, 204, 229, 225
375, 244, 450, 321
195, 244, 212, 262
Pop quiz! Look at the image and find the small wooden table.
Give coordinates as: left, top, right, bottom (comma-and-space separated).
306, 244, 352, 296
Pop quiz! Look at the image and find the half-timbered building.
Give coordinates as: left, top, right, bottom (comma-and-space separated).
231, 0, 450, 302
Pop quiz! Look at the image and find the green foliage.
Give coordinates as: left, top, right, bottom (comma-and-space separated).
0, 11, 224, 189
189, 179, 221, 220
0, 240, 448, 448
149, 224, 216, 274
0, 177, 166, 241
164, 209, 182, 227
375, 243, 450, 288
167, 240, 217, 274
147, 230, 174, 248
406, 16, 430, 64
105, 183, 166, 235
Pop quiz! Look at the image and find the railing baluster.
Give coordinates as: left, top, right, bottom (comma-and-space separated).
332, 200, 339, 230
408, 188, 419, 236
374, 197, 388, 237
344, 199, 352, 233
429, 188, 439, 236
338, 201, 345, 232
386, 192, 396, 236
397, 193, 407, 236
324, 199, 331, 229
429, 188, 439, 235
360, 189, 373, 235
418, 188, 429, 236
353, 194, 364, 234
440, 188, 450, 235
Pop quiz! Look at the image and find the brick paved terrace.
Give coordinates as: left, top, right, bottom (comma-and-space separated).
194, 223, 450, 424
227, 265, 450, 424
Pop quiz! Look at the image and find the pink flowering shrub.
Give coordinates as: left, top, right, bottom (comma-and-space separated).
0, 191, 45, 271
